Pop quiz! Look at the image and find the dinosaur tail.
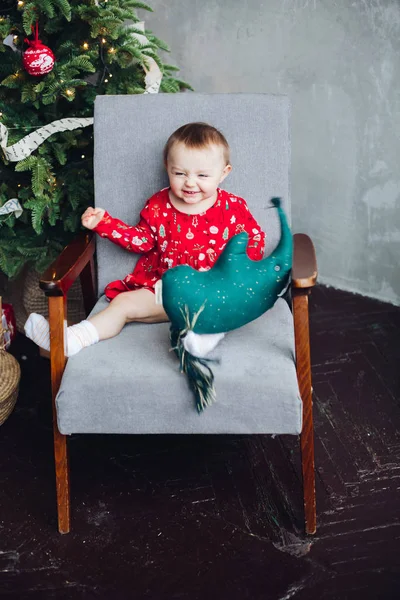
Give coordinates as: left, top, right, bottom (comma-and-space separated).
270, 197, 293, 264
170, 326, 217, 413
170, 302, 217, 412
271, 197, 281, 209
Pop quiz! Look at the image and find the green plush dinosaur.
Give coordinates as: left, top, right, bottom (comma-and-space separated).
162, 198, 293, 412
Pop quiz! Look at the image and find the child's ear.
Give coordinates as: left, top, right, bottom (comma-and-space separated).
219, 164, 232, 183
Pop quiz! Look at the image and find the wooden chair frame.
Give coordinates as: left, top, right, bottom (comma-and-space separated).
39, 231, 318, 535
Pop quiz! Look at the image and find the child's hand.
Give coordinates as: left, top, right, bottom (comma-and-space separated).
81, 207, 105, 230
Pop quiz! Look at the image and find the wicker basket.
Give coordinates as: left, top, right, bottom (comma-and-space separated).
0, 297, 21, 425
1, 268, 86, 334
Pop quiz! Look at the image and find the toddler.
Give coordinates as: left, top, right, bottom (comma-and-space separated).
25, 122, 266, 358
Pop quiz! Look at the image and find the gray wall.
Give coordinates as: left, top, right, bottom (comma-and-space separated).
146, 0, 400, 305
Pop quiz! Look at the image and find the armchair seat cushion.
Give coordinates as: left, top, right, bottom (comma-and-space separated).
56, 297, 302, 435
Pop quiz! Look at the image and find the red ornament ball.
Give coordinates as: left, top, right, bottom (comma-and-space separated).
23, 41, 55, 76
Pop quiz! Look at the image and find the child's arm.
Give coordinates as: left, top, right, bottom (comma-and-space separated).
83, 205, 156, 253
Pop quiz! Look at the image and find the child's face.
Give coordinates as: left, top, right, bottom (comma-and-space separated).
166, 142, 231, 206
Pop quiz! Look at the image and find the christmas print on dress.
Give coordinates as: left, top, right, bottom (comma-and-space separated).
93, 187, 266, 300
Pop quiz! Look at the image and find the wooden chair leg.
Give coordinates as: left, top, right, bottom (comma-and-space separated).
293, 289, 316, 535
48, 295, 71, 534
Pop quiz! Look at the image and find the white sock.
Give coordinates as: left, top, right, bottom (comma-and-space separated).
66, 321, 100, 356
183, 330, 226, 358
24, 314, 99, 357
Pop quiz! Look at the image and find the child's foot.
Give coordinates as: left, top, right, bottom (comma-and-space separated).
24, 314, 99, 357
183, 330, 225, 358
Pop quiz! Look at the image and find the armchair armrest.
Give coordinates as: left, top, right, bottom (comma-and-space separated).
292, 233, 318, 289
39, 231, 95, 297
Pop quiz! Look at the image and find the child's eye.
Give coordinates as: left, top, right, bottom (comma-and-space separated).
174, 172, 184, 176
199, 174, 208, 178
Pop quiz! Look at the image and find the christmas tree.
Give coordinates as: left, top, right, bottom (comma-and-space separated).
0, 0, 191, 278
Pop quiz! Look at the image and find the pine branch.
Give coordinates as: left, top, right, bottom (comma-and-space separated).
126, 1, 153, 12
32, 157, 52, 196
1, 73, 22, 89
52, 0, 71, 21
21, 82, 38, 103
15, 156, 37, 172
63, 55, 96, 73
31, 198, 48, 234
145, 30, 170, 52
52, 143, 67, 165
35, 0, 55, 20
22, 2, 38, 35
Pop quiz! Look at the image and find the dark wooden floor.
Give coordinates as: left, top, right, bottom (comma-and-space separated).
1, 286, 399, 599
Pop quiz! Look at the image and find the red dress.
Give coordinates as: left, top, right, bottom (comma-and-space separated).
93, 187, 266, 300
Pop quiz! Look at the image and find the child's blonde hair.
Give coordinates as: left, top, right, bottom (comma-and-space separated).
163, 122, 230, 166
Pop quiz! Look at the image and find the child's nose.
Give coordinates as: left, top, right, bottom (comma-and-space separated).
185, 175, 196, 187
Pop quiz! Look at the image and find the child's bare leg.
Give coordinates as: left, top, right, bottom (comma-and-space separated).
89, 288, 168, 340
25, 288, 168, 356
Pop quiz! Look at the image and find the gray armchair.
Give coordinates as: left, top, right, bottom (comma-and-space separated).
39, 94, 317, 534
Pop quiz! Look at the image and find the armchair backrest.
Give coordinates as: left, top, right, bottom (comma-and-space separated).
93, 93, 290, 297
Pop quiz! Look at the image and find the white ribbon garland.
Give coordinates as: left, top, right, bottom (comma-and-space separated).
0, 118, 94, 162
132, 22, 163, 95
0, 198, 23, 218
3, 34, 20, 53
